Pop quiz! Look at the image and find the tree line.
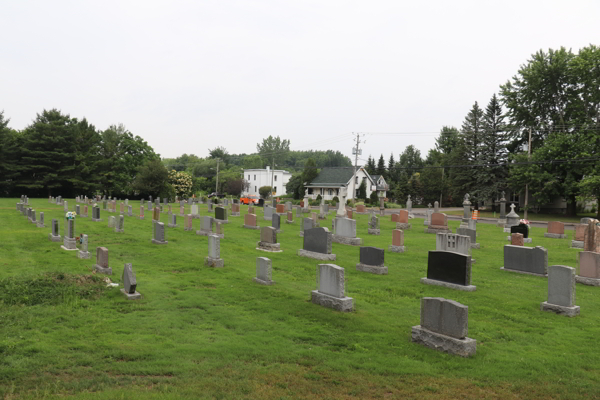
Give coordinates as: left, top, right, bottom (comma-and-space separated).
366, 45, 600, 217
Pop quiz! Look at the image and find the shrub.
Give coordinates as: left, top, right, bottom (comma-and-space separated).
370, 191, 379, 204
332, 196, 339, 204
316, 194, 322, 202
259, 186, 272, 199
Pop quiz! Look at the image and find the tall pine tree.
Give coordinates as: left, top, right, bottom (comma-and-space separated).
376, 154, 386, 177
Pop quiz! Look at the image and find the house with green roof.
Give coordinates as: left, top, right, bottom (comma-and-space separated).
304, 167, 387, 201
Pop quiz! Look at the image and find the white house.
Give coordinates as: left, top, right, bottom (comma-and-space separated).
304, 167, 386, 201
244, 166, 292, 197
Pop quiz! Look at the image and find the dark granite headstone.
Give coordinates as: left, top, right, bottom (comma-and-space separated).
303, 227, 331, 254
359, 246, 384, 266
258, 199, 265, 207
427, 251, 471, 286
215, 206, 227, 221
510, 223, 529, 239
272, 213, 281, 230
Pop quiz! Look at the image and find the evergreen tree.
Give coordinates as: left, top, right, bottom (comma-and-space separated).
387, 153, 395, 182
366, 155, 376, 174
376, 154, 386, 177
0, 111, 20, 196
435, 126, 460, 154
461, 102, 485, 163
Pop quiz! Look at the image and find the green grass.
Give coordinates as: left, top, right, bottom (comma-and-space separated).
446, 210, 598, 223
0, 198, 599, 399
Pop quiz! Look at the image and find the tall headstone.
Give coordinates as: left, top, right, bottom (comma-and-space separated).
37, 212, 45, 228
152, 221, 168, 245
461, 194, 471, 223
583, 219, 600, 252
576, 251, 600, 286
300, 217, 316, 237
184, 214, 193, 231
49, 219, 61, 242
76, 204, 80, 216
412, 297, 476, 357
139, 205, 145, 220
196, 216, 214, 236
424, 203, 433, 226
389, 229, 405, 253
94, 247, 111, 274
396, 210, 412, 230
168, 213, 178, 228
505, 204, 520, 230
121, 263, 141, 299
205, 234, 224, 267
406, 195, 414, 218
356, 246, 387, 274
271, 213, 282, 233
78, 234, 90, 259
298, 227, 336, 260
191, 204, 200, 219
61, 219, 77, 251
108, 216, 116, 228
497, 191, 507, 227
456, 226, 479, 249
127, 205, 132, 217
263, 205, 274, 221
215, 206, 229, 224
231, 203, 240, 216
541, 265, 579, 316
153, 207, 160, 222
311, 264, 353, 312
368, 215, 380, 235
434, 200, 439, 213
254, 257, 275, 285
115, 215, 125, 233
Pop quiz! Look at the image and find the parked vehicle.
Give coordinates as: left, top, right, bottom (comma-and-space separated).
240, 194, 259, 205
208, 192, 226, 199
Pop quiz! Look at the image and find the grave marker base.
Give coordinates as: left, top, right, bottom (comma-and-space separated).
420, 277, 477, 292
497, 218, 507, 227
151, 239, 168, 245
94, 265, 112, 275
215, 220, 230, 224
311, 290, 353, 312
506, 236, 533, 243
61, 238, 77, 251
332, 235, 362, 246
285, 219, 294, 224
120, 288, 142, 300
138, 216, 145, 220
500, 267, 547, 277
396, 223, 412, 230
92, 218, 102, 222
575, 276, 600, 286
253, 277, 275, 286
570, 240, 584, 249
204, 256, 224, 268
231, 212, 240, 216
297, 249, 336, 261
367, 229, 380, 235
256, 242, 282, 253
471, 243, 480, 249
37, 223, 45, 228
78, 251, 90, 259
356, 263, 388, 275
388, 245, 405, 253
243, 224, 260, 230
425, 227, 452, 234
541, 301, 580, 317
411, 326, 476, 357
48, 234, 61, 242
167, 224, 178, 228
115, 228, 124, 233
544, 233, 567, 239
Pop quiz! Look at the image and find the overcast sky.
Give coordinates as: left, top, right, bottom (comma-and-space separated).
2, 1, 598, 165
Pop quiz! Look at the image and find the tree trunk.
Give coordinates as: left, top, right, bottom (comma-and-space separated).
566, 194, 577, 217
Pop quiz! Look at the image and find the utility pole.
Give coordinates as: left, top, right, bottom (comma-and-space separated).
524, 128, 532, 219
215, 158, 220, 194
270, 156, 275, 199
350, 133, 361, 203
440, 167, 444, 207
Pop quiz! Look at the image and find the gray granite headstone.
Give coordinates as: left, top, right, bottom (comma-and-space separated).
272, 213, 281, 231
254, 257, 274, 285
420, 297, 468, 339
317, 263, 345, 298
503, 245, 547, 275
547, 265, 576, 307
123, 263, 137, 293
335, 217, 356, 238
304, 227, 332, 254
260, 226, 277, 244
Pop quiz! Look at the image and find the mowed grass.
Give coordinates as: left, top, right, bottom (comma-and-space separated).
445, 210, 598, 224
0, 198, 599, 400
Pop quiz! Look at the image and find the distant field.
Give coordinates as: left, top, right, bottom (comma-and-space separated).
1, 198, 598, 399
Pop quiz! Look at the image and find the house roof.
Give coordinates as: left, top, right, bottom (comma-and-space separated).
371, 175, 381, 181
305, 167, 356, 187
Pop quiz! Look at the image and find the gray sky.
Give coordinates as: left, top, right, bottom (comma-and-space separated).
2, 0, 598, 164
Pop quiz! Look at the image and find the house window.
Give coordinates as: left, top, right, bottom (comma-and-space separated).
274, 187, 277, 194
254, 186, 257, 192
254, 175, 256, 180
248, 175, 250, 180
355, 177, 359, 184
308, 188, 313, 194
274, 175, 277, 182
320, 188, 324, 195
328, 189, 332, 196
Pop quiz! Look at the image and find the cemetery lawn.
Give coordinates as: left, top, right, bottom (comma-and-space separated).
1, 199, 599, 400
445, 210, 598, 224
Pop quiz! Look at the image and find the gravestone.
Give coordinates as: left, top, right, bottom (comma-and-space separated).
128, 205, 132, 217
461, 194, 471, 223
64, 201, 68, 213
184, 214, 193, 231
78, 234, 90, 259
254, 257, 275, 285
285, 211, 294, 224
583, 219, 600, 252
205, 235, 224, 267
271, 213, 282, 233
391, 212, 399, 222
61, 219, 77, 251
276, 204, 285, 214
263, 205, 274, 221
208, 201, 215, 212
541, 265, 579, 316
179, 205, 185, 217
406, 195, 414, 218
506, 223, 532, 243
49, 219, 61, 242
497, 191, 507, 226
425, 212, 452, 234
196, 216, 214, 236
356, 205, 367, 214
295, 206, 302, 218
257, 226, 281, 252
120, 202, 124, 215
139, 205, 145, 220
422, 251, 475, 291
311, 264, 353, 312
148, 201, 153, 211
243, 213, 259, 230
31, 209, 36, 224
108, 216, 116, 228
368, 215, 380, 235
37, 212, 45, 228
318, 204, 327, 220
544, 221, 567, 239
389, 229, 405, 253
191, 204, 200, 219
121, 263, 141, 299
76, 205, 80, 216
248, 205, 254, 214
502, 245, 548, 276
168, 213, 178, 228
396, 210, 412, 230
424, 204, 433, 226
272, 199, 277, 208
94, 247, 112, 274
300, 217, 316, 237
223, 198, 229, 207
504, 204, 520, 231
511, 233, 524, 246
436, 233, 472, 261
153, 207, 160, 221
214, 221, 225, 239
434, 201, 439, 213
152, 221, 168, 245
412, 297, 476, 357
356, 246, 387, 275
298, 227, 336, 260
346, 209, 353, 219
231, 203, 240, 217
115, 215, 124, 233
571, 224, 587, 248
456, 227, 479, 249
576, 251, 600, 286
332, 217, 362, 246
